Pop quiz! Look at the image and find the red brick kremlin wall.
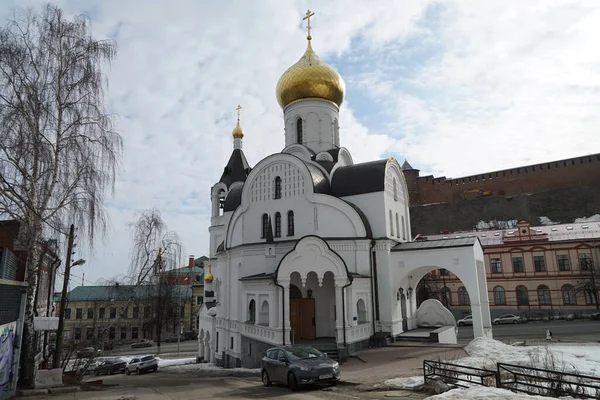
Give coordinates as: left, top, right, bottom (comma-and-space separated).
404, 153, 600, 206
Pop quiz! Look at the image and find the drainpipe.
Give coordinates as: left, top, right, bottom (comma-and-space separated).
369, 240, 378, 334
273, 277, 286, 346
341, 275, 353, 347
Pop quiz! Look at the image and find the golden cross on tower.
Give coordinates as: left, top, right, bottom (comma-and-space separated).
236, 104, 242, 122
303, 9, 315, 40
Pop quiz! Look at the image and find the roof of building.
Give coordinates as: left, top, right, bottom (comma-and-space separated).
66, 284, 192, 302
162, 265, 204, 276
223, 185, 243, 212
402, 160, 415, 170
219, 149, 251, 188
392, 236, 478, 252
423, 221, 600, 247
306, 162, 330, 194
331, 159, 388, 197
342, 199, 373, 238
239, 272, 274, 281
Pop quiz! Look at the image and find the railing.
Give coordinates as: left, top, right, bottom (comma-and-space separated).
346, 323, 372, 343
423, 360, 497, 388
497, 363, 600, 399
242, 322, 281, 345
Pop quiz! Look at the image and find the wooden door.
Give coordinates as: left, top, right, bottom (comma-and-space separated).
290, 298, 300, 342
301, 298, 316, 340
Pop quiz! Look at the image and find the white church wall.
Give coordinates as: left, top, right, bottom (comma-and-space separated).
283, 100, 340, 153
384, 160, 411, 242
341, 192, 386, 238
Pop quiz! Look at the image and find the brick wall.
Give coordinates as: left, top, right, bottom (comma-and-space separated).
410, 185, 600, 236
406, 153, 600, 206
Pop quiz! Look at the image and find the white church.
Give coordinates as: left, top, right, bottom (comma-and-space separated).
198, 11, 492, 368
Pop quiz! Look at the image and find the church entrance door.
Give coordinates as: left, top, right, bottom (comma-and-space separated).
290, 298, 316, 341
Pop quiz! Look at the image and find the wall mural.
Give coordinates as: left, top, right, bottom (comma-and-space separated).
0, 321, 16, 400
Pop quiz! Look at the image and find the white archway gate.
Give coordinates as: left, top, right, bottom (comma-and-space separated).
387, 237, 493, 339
276, 236, 351, 345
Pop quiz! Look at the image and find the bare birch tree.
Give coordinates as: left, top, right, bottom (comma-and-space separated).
128, 208, 183, 284
0, 5, 121, 387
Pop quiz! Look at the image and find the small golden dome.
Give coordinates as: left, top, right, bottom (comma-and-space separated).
232, 121, 243, 139
204, 263, 214, 283
276, 40, 346, 110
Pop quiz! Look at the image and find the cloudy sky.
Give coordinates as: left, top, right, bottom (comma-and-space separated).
2, 0, 599, 284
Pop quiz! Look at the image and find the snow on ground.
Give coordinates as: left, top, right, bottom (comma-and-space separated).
425, 387, 571, 399
574, 214, 600, 223
155, 357, 196, 367
384, 376, 424, 389
460, 337, 600, 377
161, 362, 260, 374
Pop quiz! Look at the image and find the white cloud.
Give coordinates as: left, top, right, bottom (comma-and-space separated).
2, 0, 598, 282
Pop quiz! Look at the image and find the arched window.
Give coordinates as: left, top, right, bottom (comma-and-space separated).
259, 301, 269, 326
458, 287, 470, 305
401, 216, 406, 240
274, 212, 281, 237
562, 285, 576, 305
287, 210, 295, 236
538, 285, 551, 305
585, 284, 598, 305
356, 299, 367, 324
248, 299, 256, 323
395, 213, 400, 238
389, 210, 394, 236
296, 118, 303, 143
393, 178, 398, 201
494, 286, 506, 305
443, 287, 452, 306
274, 176, 282, 199
516, 286, 529, 305
261, 214, 269, 238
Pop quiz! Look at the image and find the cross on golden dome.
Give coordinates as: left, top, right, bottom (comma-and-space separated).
303, 9, 315, 40
236, 104, 242, 121
232, 104, 244, 139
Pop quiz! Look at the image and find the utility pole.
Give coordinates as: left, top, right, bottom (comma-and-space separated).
53, 224, 75, 369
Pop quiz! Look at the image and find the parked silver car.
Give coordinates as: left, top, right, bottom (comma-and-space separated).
125, 355, 158, 375
261, 346, 340, 391
493, 314, 523, 325
457, 315, 473, 326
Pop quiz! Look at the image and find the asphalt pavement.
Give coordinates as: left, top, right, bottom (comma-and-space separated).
458, 319, 600, 342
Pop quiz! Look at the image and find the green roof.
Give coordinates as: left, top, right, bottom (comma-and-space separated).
66, 284, 192, 302
165, 266, 204, 276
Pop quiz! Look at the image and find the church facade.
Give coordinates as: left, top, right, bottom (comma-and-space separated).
198, 12, 492, 368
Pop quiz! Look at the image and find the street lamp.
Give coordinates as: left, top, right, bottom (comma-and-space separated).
72, 259, 86, 267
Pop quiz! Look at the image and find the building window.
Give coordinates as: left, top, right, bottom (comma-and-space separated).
99, 308, 105, 319
248, 299, 256, 323
133, 307, 139, 319
557, 255, 570, 271
512, 256, 524, 273
76, 308, 83, 319
395, 213, 400, 238
274, 176, 282, 199
579, 253, 592, 270
538, 285, 551, 305
110, 307, 116, 319
491, 258, 502, 273
97, 328, 104, 340
230, 337, 234, 349
393, 178, 398, 201
439, 268, 449, 276
533, 255, 546, 272
458, 287, 470, 305
65, 309, 71, 320
287, 210, 295, 236
74, 328, 82, 340
516, 286, 529, 305
131, 327, 139, 340
401, 216, 406, 240
275, 212, 281, 237
296, 118, 303, 143
87, 308, 94, 320
494, 286, 506, 305
86, 328, 93, 340
120, 327, 127, 340
356, 299, 367, 324
562, 285, 576, 305
261, 214, 269, 238
584, 285, 598, 305
197, 296, 204, 306
389, 210, 394, 236
144, 306, 151, 318
109, 327, 116, 339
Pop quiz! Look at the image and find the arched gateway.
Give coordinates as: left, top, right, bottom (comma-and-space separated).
276, 236, 351, 345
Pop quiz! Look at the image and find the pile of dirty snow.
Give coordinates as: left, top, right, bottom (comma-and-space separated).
384, 376, 424, 389
426, 387, 571, 399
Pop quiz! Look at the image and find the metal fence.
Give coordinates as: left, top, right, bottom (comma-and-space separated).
423, 359, 497, 388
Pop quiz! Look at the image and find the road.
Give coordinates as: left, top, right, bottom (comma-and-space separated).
103, 340, 198, 356
458, 319, 600, 341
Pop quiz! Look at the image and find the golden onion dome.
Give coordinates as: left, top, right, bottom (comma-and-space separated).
232, 121, 243, 139
276, 40, 346, 110
204, 262, 214, 283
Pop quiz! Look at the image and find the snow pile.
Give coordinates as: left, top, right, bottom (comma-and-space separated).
425, 387, 570, 399
539, 216, 559, 226
162, 362, 260, 375
156, 357, 196, 367
384, 376, 424, 389
575, 214, 600, 223
461, 337, 600, 376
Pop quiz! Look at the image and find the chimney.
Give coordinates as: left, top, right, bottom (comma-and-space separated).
189, 254, 195, 268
